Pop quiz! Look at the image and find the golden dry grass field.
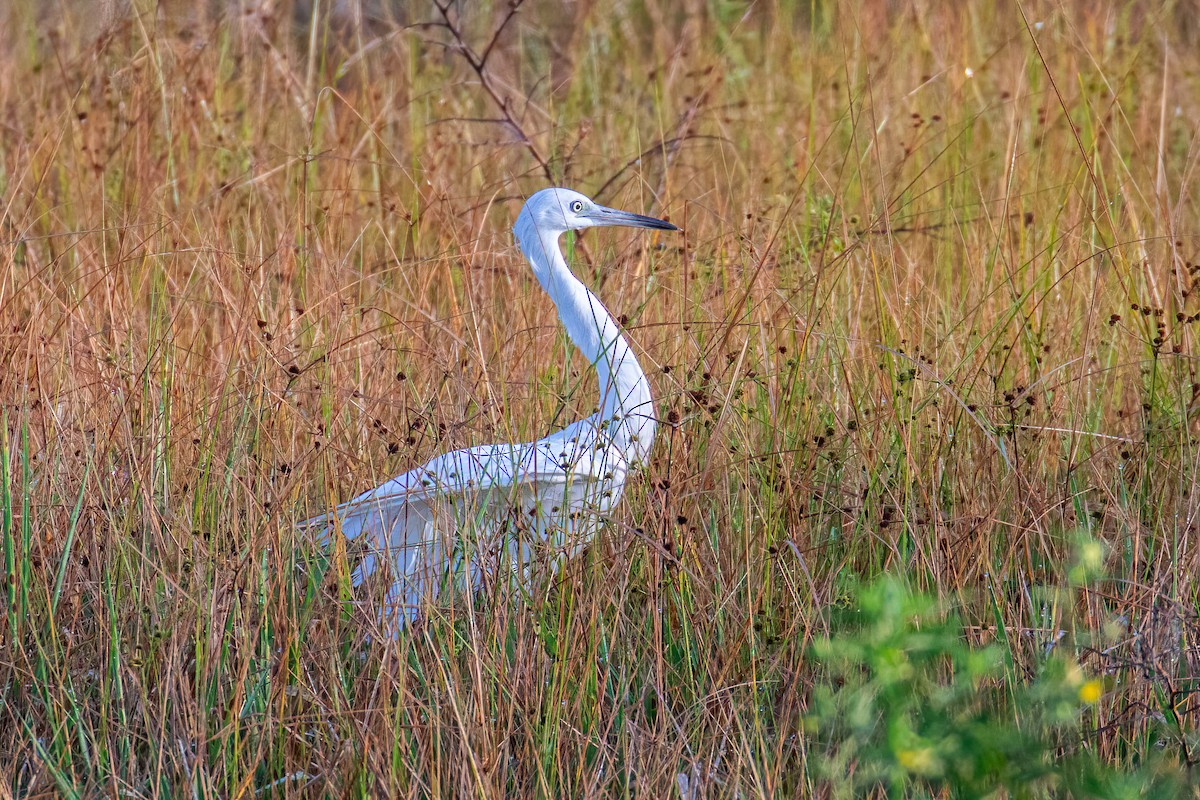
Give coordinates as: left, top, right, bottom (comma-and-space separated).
2, 0, 1200, 796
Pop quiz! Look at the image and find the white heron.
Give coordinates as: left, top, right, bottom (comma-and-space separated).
305, 187, 678, 627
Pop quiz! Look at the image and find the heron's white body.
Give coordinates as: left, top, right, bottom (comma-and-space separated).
305, 188, 674, 626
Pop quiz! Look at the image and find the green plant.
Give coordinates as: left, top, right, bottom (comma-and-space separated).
805, 575, 1186, 798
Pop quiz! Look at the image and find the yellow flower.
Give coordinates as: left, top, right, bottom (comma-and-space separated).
1078, 540, 1105, 573
1079, 679, 1103, 705
897, 747, 941, 776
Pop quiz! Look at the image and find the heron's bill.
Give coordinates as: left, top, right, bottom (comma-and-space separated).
587, 206, 678, 231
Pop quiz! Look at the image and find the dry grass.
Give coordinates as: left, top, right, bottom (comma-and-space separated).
2, 0, 1200, 795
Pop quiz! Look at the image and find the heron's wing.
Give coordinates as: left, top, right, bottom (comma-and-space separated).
300, 465, 446, 623
301, 421, 627, 622
304, 426, 615, 539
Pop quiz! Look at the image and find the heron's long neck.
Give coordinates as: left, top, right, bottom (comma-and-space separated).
517, 226, 656, 464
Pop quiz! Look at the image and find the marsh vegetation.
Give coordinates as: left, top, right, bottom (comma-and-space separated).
2, 0, 1199, 795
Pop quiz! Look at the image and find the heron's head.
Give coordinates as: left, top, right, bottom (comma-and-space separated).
516, 187, 678, 241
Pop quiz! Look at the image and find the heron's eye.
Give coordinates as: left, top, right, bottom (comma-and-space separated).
570, 200, 584, 213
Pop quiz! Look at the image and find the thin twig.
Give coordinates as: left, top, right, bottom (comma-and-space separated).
429, 0, 553, 182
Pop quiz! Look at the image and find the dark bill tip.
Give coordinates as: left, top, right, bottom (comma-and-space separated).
633, 213, 680, 231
